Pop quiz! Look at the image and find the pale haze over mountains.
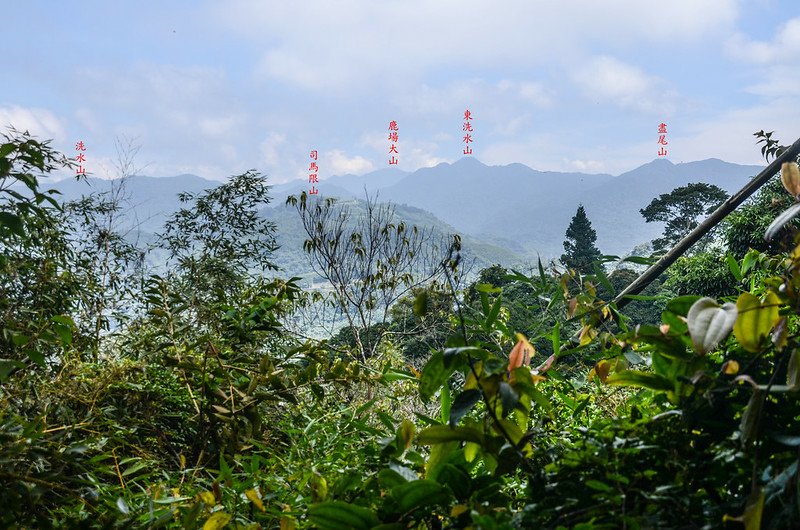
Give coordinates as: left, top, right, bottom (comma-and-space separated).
49, 157, 764, 277
269, 157, 762, 257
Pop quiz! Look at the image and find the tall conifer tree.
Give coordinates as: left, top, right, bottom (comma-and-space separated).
561, 204, 602, 274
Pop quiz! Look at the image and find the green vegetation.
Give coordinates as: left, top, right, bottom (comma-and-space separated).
2, 127, 800, 529
560, 204, 602, 274
640, 182, 728, 253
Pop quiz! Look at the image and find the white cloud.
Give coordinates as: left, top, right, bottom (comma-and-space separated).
198, 115, 243, 138
725, 17, 800, 64
568, 159, 606, 172
671, 99, 800, 166
573, 56, 674, 113
0, 105, 66, 142
324, 149, 375, 175
725, 18, 800, 100
497, 80, 552, 107
260, 132, 287, 167
213, 0, 738, 93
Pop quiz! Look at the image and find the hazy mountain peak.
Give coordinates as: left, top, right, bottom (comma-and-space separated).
452, 156, 487, 168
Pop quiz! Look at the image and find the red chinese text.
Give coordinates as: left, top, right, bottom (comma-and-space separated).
657, 123, 668, 157
388, 120, 399, 165
463, 109, 473, 155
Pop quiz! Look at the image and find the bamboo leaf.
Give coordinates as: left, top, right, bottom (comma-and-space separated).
606, 370, 674, 392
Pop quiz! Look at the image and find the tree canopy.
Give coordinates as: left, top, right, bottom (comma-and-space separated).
561, 204, 602, 273
640, 182, 728, 252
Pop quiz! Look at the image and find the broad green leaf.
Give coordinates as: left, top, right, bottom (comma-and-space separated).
425, 440, 457, 480
606, 370, 674, 392
499, 382, 519, 416
666, 295, 702, 316
0, 359, 25, 381
418, 425, 484, 445
0, 142, 15, 158
197, 491, 216, 505
686, 297, 737, 354
585, 480, 613, 493
725, 489, 766, 530
308, 501, 378, 530
203, 512, 232, 530
740, 389, 765, 447
419, 351, 454, 401
733, 292, 780, 353
449, 389, 482, 427
744, 490, 765, 530
310, 473, 328, 502
391, 480, 449, 513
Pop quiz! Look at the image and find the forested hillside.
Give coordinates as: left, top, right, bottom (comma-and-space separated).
3, 128, 800, 530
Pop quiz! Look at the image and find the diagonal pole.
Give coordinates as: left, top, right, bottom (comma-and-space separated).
614, 137, 800, 309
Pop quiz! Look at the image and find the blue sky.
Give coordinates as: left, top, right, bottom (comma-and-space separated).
2, 1, 799, 182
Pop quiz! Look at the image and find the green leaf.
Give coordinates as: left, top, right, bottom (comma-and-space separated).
606, 370, 674, 392
381, 368, 417, 383
0, 359, 25, 381
765, 202, 800, 241
412, 290, 428, 317
686, 297, 737, 355
308, 501, 378, 530
485, 296, 502, 328
439, 383, 451, 425
786, 349, 800, 390
116, 497, 129, 515
623, 255, 657, 265
585, 480, 613, 493
499, 382, 519, 416
740, 389, 765, 447
623, 294, 660, 301
593, 262, 614, 295
419, 351, 453, 402
449, 389, 482, 427
734, 292, 780, 353
122, 461, 148, 476
391, 480, 449, 513
666, 295, 702, 316
726, 253, 743, 282
203, 512, 232, 530
0, 212, 25, 237
397, 419, 415, 450
0, 142, 15, 158
418, 425, 484, 445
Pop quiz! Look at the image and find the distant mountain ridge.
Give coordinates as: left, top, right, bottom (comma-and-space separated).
274, 156, 762, 258
45, 156, 765, 274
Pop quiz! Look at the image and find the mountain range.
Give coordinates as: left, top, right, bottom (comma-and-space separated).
43, 156, 765, 279
270, 157, 763, 258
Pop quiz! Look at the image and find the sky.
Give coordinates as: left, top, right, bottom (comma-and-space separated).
2, 1, 800, 183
